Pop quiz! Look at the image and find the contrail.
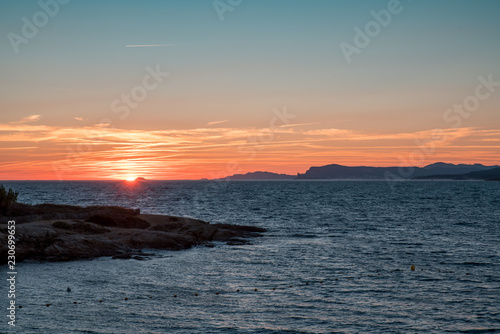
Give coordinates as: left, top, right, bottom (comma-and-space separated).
126, 44, 176, 48
207, 120, 230, 126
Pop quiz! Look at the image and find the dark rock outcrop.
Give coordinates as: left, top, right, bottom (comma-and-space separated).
0, 204, 266, 263
85, 214, 150, 229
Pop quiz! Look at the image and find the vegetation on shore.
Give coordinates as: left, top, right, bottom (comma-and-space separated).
0, 185, 19, 215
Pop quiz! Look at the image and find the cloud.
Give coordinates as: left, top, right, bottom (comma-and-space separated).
0, 120, 498, 180
207, 120, 230, 126
75, 117, 85, 121
278, 122, 320, 128
13, 115, 41, 124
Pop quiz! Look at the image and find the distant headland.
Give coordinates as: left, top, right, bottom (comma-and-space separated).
213, 162, 500, 181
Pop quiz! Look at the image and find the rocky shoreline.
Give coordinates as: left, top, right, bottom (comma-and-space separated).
0, 203, 266, 263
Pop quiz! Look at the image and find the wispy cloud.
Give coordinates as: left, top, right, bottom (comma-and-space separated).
0, 120, 498, 180
12, 115, 41, 124
279, 122, 320, 128
126, 44, 176, 48
207, 120, 230, 126
75, 117, 85, 121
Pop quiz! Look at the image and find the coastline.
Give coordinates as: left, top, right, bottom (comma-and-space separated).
0, 203, 266, 263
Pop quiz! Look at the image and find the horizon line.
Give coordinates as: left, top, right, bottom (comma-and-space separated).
1, 161, 498, 182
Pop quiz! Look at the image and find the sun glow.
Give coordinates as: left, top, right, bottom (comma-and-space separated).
126, 177, 136, 181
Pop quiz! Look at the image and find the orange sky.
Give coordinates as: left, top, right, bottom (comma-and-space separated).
1, 115, 499, 180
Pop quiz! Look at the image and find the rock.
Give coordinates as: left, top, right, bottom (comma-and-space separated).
52, 221, 110, 234
86, 214, 150, 229
112, 254, 132, 260
0, 204, 266, 263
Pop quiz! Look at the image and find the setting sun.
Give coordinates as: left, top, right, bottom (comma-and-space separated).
126, 177, 136, 182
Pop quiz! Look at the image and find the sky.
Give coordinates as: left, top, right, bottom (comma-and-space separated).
0, 0, 499, 180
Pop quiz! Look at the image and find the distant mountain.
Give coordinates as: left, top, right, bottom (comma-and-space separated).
296, 163, 498, 180
296, 164, 400, 179
414, 166, 500, 180
460, 167, 500, 180
416, 162, 498, 177
213, 163, 499, 180
218, 171, 295, 180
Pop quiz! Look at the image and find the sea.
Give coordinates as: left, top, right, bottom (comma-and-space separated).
1, 180, 499, 333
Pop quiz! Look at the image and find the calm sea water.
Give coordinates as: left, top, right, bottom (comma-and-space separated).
1, 180, 499, 333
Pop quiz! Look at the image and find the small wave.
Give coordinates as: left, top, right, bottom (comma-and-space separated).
459, 329, 499, 333
419, 278, 443, 282
290, 233, 317, 238
461, 262, 492, 266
